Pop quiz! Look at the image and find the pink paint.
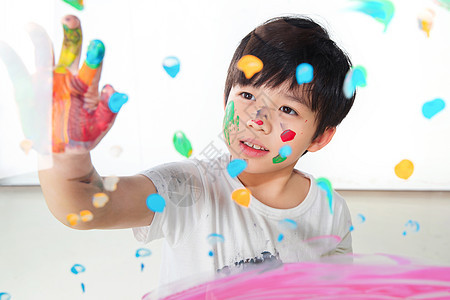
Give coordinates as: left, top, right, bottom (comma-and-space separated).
252, 119, 263, 125
280, 129, 296, 142
145, 256, 450, 299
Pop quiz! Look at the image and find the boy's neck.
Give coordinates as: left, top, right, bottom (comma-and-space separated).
237, 164, 310, 209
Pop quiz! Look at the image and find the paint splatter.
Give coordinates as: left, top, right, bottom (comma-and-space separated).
295, 63, 314, 85
66, 213, 80, 226
272, 154, 287, 164
349, 213, 366, 231
277, 219, 298, 241
280, 129, 296, 142
92, 192, 109, 208
108, 92, 128, 113
79, 210, 93, 222
207, 233, 225, 245
422, 98, 445, 119
252, 119, 263, 125
395, 159, 414, 180
173, 131, 193, 158
146, 193, 166, 213
343, 65, 367, 99
71, 264, 86, 293
208, 250, 214, 257
63, 0, 84, 10
103, 176, 119, 191
278, 145, 292, 158
237, 55, 263, 79
402, 220, 420, 236
144, 254, 450, 299
417, 9, 435, 37
109, 145, 123, 157
19, 139, 33, 154
350, 0, 395, 32
227, 159, 247, 178
316, 177, 333, 214
0, 293, 11, 300
163, 56, 180, 78
136, 248, 152, 272
231, 188, 251, 207
223, 101, 240, 146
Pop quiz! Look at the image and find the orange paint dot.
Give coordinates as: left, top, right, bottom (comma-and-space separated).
395, 159, 414, 180
80, 210, 93, 222
237, 55, 263, 79
66, 213, 79, 226
92, 192, 109, 208
231, 188, 251, 207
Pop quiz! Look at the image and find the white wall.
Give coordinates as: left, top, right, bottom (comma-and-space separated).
1, 187, 449, 299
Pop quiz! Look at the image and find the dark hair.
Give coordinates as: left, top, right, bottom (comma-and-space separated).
224, 15, 356, 141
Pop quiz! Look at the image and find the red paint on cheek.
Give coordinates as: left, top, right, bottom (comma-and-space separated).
253, 119, 263, 125
280, 129, 296, 142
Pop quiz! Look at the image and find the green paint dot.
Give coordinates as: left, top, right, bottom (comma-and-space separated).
272, 154, 287, 164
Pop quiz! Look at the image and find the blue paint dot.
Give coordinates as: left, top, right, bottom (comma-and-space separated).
135, 248, 152, 258
141, 263, 145, 272
349, 225, 354, 232
279, 218, 298, 230
81, 282, 85, 293
71, 264, 86, 275
85, 40, 105, 68
278, 234, 284, 242
163, 56, 180, 78
0, 293, 11, 300
207, 233, 225, 245
343, 66, 367, 99
422, 98, 445, 119
279, 145, 292, 158
146, 193, 166, 213
208, 250, 214, 256
227, 159, 247, 178
296, 63, 313, 85
108, 92, 128, 113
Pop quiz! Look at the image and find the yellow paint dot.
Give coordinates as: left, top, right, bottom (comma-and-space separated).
66, 213, 79, 226
80, 210, 93, 222
231, 188, 251, 207
395, 159, 414, 180
237, 55, 263, 79
92, 192, 109, 208
19, 139, 33, 154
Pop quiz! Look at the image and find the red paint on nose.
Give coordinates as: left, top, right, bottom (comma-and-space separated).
280, 129, 296, 142
253, 119, 263, 125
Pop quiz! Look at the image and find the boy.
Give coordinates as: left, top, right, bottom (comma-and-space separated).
39, 15, 355, 286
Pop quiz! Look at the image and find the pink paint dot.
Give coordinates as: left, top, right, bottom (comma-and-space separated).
281, 129, 296, 142
253, 119, 263, 125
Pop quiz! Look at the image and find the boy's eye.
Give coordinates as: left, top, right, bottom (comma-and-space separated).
280, 106, 298, 115
240, 92, 256, 101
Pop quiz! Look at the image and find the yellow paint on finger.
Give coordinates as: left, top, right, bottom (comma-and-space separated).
395, 159, 414, 180
80, 210, 93, 222
237, 55, 263, 79
67, 213, 79, 226
92, 192, 109, 208
231, 188, 251, 207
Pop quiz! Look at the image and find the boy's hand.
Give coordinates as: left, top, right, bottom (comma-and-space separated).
0, 15, 127, 155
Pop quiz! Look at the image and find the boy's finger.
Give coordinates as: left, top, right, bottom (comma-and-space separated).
55, 15, 82, 75
78, 40, 105, 87
0, 41, 32, 105
26, 23, 53, 73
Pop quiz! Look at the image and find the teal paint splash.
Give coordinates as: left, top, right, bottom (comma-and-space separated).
279, 145, 292, 158
85, 40, 105, 68
227, 159, 247, 178
207, 233, 225, 245
173, 130, 193, 158
316, 177, 334, 214
223, 101, 239, 145
81, 283, 85, 293
296, 63, 314, 85
63, 0, 84, 10
162, 56, 180, 78
343, 65, 367, 99
349, 213, 366, 231
136, 248, 152, 258
422, 98, 445, 119
0, 292, 11, 300
402, 220, 420, 236
71, 264, 86, 274
146, 193, 166, 213
350, 0, 395, 32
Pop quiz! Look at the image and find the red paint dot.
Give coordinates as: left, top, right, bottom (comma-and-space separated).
253, 119, 263, 125
280, 129, 296, 142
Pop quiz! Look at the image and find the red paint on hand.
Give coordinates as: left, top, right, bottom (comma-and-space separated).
280, 129, 296, 142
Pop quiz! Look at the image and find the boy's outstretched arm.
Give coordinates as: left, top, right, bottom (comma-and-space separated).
39, 153, 155, 230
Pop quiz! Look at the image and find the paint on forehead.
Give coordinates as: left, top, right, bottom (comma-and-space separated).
223, 101, 239, 145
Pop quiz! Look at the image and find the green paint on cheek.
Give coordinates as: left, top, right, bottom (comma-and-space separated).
272, 154, 287, 164
223, 101, 239, 145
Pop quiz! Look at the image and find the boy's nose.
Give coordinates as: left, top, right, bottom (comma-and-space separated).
247, 118, 272, 134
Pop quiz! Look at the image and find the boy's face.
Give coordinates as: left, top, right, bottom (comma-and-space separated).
223, 84, 335, 174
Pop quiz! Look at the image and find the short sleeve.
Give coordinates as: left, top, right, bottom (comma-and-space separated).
132, 159, 208, 247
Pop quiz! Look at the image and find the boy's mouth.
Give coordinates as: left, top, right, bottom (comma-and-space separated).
239, 140, 270, 157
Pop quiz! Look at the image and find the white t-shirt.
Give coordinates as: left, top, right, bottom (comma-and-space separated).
133, 153, 352, 286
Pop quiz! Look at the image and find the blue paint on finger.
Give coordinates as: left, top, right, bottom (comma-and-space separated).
108, 92, 128, 113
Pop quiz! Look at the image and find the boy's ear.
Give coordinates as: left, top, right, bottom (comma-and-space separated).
307, 127, 336, 152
